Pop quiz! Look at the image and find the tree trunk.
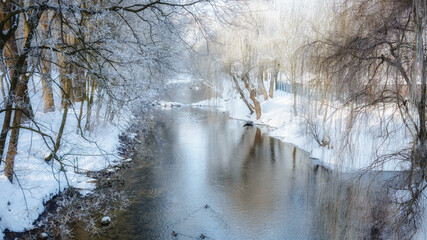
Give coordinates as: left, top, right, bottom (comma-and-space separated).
270, 66, 279, 98
40, 10, 55, 113
72, 66, 86, 102
4, 73, 31, 181
57, 27, 76, 109
45, 106, 68, 162
257, 66, 268, 101
58, 53, 74, 109
84, 77, 96, 131
19, 82, 34, 122
4, 108, 21, 181
41, 55, 55, 112
241, 72, 261, 118
76, 98, 85, 134
231, 74, 254, 114
249, 89, 261, 119
0, 71, 7, 104
0, 36, 20, 164
414, 12, 427, 174
291, 68, 298, 116
417, 21, 426, 144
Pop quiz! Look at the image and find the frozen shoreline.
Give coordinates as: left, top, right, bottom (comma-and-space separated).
0, 103, 125, 239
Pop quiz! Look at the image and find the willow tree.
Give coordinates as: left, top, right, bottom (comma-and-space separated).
309, 0, 427, 238
221, 35, 262, 119
213, 0, 284, 119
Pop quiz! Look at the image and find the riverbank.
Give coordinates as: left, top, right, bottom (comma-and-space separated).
3, 159, 131, 239
0, 101, 132, 239
194, 89, 410, 171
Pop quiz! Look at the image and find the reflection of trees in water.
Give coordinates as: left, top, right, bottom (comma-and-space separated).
254, 131, 400, 239
221, 126, 385, 238
220, 127, 316, 237
293, 146, 296, 170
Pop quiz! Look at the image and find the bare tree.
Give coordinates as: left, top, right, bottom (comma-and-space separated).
0, 0, 239, 181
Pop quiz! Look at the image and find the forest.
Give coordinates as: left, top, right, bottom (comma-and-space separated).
1, 0, 427, 239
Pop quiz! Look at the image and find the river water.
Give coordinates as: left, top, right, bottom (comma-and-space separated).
76, 82, 400, 240
98, 104, 396, 240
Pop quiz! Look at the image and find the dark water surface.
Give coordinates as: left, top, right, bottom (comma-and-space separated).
96, 105, 394, 240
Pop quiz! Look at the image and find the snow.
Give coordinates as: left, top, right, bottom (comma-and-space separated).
0, 77, 123, 238
167, 74, 194, 85
40, 232, 48, 238
101, 216, 111, 225
158, 101, 184, 109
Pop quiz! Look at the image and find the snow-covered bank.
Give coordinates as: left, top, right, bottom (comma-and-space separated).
194, 90, 411, 171
0, 103, 123, 239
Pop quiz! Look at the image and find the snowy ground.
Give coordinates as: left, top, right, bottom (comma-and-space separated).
0, 81, 126, 239
0, 107, 123, 239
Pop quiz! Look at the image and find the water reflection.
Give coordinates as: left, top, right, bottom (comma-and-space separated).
96, 107, 393, 240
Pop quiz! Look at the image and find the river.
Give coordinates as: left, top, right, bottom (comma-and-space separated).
69, 81, 402, 239
96, 104, 396, 240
